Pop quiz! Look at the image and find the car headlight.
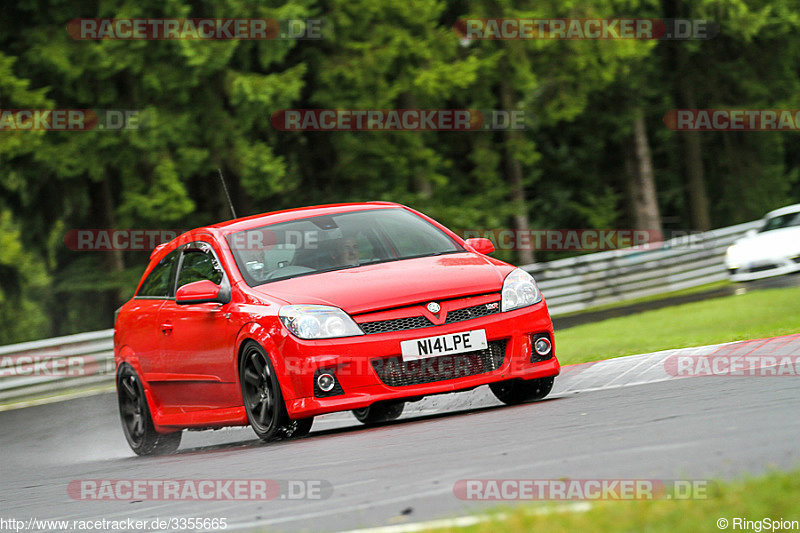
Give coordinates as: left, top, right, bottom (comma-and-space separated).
725, 246, 740, 268
279, 305, 364, 339
501, 268, 543, 312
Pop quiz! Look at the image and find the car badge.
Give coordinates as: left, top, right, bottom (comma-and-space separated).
486, 302, 499, 310
426, 302, 441, 314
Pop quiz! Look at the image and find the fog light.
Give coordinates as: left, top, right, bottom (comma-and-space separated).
317, 373, 336, 392
534, 337, 552, 356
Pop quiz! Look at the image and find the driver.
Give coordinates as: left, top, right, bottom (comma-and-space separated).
330, 236, 360, 267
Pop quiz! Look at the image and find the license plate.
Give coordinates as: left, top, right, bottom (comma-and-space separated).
400, 329, 488, 361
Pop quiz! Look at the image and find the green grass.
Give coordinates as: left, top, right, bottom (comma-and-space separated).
428, 470, 800, 533
556, 286, 800, 365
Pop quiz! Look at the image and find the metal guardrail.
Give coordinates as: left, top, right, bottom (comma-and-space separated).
523, 220, 760, 315
0, 329, 115, 404
0, 220, 759, 405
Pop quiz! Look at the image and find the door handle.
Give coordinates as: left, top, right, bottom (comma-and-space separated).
160, 321, 173, 334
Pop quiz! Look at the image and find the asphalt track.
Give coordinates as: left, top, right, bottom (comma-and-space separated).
2, 335, 800, 532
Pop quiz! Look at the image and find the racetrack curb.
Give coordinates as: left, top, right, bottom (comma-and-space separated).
553, 333, 800, 397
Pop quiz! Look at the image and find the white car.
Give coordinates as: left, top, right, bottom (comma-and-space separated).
725, 204, 800, 281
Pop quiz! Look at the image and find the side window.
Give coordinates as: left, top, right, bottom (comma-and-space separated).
137, 249, 180, 298
177, 248, 224, 289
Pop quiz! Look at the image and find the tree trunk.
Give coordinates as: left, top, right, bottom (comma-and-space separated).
500, 82, 535, 265
679, 83, 712, 231
627, 108, 663, 234
88, 176, 124, 329
401, 93, 433, 199
661, 0, 712, 230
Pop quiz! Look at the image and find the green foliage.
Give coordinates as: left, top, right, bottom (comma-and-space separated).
0, 212, 50, 344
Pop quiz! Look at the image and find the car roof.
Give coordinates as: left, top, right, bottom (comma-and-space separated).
765, 203, 800, 219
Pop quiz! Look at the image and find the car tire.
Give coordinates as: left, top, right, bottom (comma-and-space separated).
352, 401, 405, 424
117, 364, 182, 456
240, 341, 296, 442
281, 417, 314, 438
490, 376, 555, 405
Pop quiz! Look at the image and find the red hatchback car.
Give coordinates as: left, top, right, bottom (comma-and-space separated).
114, 202, 560, 455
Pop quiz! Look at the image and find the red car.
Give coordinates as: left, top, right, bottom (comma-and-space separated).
114, 202, 560, 455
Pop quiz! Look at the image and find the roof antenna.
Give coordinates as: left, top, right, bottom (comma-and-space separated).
217, 168, 238, 219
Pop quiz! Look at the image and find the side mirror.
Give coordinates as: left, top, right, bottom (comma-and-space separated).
465, 237, 495, 255
176, 280, 228, 305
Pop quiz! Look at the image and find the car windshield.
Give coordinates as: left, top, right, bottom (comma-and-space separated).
225, 208, 464, 285
759, 210, 800, 233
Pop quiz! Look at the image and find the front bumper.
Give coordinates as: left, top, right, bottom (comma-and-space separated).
727, 255, 800, 282
274, 301, 559, 418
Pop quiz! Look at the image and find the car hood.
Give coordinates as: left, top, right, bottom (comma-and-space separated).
251, 253, 512, 315
729, 226, 800, 259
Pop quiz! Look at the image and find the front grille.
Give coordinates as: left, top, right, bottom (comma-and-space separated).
444, 302, 500, 323
360, 316, 433, 334
748, 264, 779, 273
371, 340, 507, 387
359, 300, 501, 335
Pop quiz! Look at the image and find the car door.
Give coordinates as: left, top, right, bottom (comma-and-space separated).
155, 241, 239, 411
127, 248, 181, 378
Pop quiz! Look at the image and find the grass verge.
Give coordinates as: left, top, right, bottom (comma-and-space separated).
556, 286, 800, 365
429, 469, 800, 533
